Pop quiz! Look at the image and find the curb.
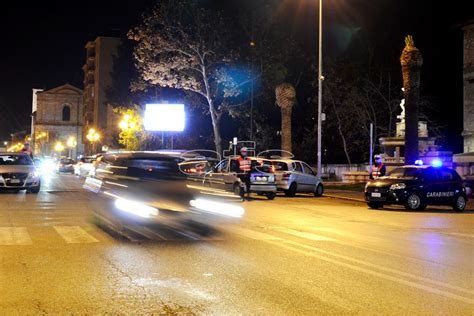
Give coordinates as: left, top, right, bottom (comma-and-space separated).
323, 194, 365, 203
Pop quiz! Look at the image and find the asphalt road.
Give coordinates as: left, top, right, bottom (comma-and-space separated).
0, 173, 473, 314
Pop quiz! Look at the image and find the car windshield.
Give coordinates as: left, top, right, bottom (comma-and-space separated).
387, 167, 421, 178
0, 154, 33, 165
252, 159, 274, 173
271, 161, 288, 171
60, 159, 74, 164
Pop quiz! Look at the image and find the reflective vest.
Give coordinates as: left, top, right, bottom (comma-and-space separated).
371, 164, 384, 179
237, 156, 251, 172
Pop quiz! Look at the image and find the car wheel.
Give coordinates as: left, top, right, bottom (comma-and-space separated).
314, 184, 324, 197
28, 182, 41, 194
452, 195, 466, 212
285, 183, 297, 197
233, 183, 241, 196
405, 193, 425, 211
367, 202, 383, 209
266, 192, 276, 200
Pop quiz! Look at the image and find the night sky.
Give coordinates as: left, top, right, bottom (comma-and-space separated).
1, 0, 472, 153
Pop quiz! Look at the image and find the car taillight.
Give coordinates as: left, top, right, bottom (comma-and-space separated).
282, 172, 291, 179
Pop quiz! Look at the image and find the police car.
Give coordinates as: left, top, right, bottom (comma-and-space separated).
365, 164, 468, 212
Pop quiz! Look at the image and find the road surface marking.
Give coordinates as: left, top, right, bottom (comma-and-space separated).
54, 226, 99, 244
265, 238, 474, 303
229, 227, 283, 240
273, 227, 336, 241
0, 227, 33, 245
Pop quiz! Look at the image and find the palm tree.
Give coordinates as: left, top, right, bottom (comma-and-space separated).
400, 35, 423, 165
275, 83, 297, 155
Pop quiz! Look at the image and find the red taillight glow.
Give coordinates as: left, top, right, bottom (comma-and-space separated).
282, 172, 291, 179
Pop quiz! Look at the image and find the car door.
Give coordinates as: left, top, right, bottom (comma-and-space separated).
293, 162, 305, 192
422, 167, 443, 205
223, 158, 240, 191
204, 159, 228, 191
301, 162, 317, 192
437, 168, 458, 205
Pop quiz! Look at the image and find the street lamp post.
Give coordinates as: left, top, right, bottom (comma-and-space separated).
119, 114, 136, 150
249, 40, 256, 142
66, 136, 77, 159
86, 128, 100, 155
317, 0, 323, 178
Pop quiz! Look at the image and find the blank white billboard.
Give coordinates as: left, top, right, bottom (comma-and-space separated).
144, 103, 185, 131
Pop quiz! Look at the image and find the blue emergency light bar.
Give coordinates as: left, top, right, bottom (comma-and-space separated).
431, 159, 442, 168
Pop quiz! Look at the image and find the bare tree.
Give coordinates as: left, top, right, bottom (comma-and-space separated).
128, 0, 245, 155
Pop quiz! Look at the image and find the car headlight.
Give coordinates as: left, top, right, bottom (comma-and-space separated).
114, 198, 159, 218
390, 183, 406, 190
365, 182, 370, 192
28, 171, 40, 179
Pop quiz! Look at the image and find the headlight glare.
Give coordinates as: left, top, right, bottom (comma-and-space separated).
114, 198, 159, 218
28, 171, 40, 178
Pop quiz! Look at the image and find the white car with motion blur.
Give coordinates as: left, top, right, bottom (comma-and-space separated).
271, 159, 324, 197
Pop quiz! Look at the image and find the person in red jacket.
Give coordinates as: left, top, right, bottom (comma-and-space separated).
370, 154, 386, 180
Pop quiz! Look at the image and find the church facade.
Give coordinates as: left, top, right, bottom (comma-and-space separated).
32, 84, 84, 158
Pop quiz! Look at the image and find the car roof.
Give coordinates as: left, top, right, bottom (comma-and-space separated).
396, 165, 430, 169
270, 159, 303, 163
104, 151, 215, 161
228, 156, 272, 161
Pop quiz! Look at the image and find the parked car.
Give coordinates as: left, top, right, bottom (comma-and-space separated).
203, 156, 277, 200
0, 152, 41, 193
365, 165, 467, 211
270, 159, 324, 197
56, 157, 75, 174
74, 156, 96, 176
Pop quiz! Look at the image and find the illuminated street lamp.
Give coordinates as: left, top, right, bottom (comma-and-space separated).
54, 141, 65, 154
119, 113, 140, 149
118, 114, 138, 131
66, 136, 77, 158
86, 128, 100, 154
66, 136, 77, 148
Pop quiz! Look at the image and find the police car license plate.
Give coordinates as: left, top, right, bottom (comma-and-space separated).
371, 192, 381, 198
